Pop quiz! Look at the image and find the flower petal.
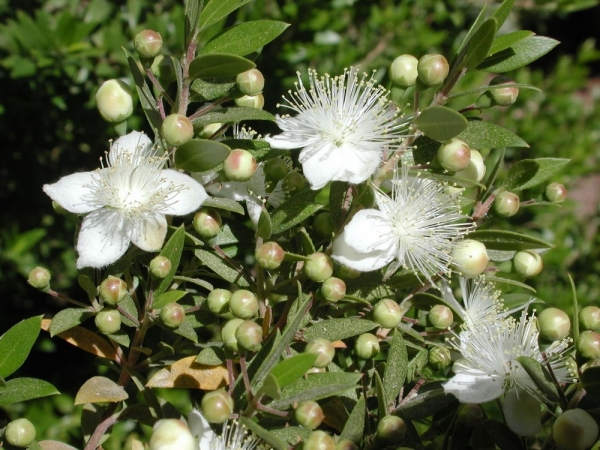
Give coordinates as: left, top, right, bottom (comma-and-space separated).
43, 172, 100, 214
503, 387, 542, 436
131, 213, 168, 252
160, 170, 208, 215
76, 209, 131, 269
109, 131, 154, 164
187, 409, 217, 450
443, 370, 504, 403
246, 198, 263, 227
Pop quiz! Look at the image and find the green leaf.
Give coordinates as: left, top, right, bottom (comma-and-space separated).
490, 30, 535, 55
374, 371, 387, 419
412, 135, 441, 165
384, 332, 408, 407
302, 318, 379, 342
201, 20, 289, 56
406, 349, 428, 383
457, 120, 528, 149
191, 106, 275, 127
174, 319, 198, 343
74, 376, 129, 405
194, 249, 250, 286
127, 54, 162, 136
238, 417, 288, 450
463, 18, 497, 70
503, 158, 569, 190
329, 181, 351, 229
0, 377, 59, 406
117, 295, 138, 327
153, 290, 188, 310
455, 4, 488, 57
189, 53, 255, 79
483, 420, 524, 450
49, 308, 93, 337
394, 382, 456, 419
0, 316, 42, 378
468, 229, 552, 251
256, 209, 272, 239
195, 347, 225, 366
581, 366, 600, 397
77, 275, 97, 303
202, 196, 245, 215
478, 36, 560, 72
154, 226, 186, 296
491, 0, 515, 30
515, 356, 561, 403
184, 0, 204, 45
175, 139, 230, 172
268, 353, 317, 390
209, 222, 254, 247
340, 395, 365, 443
271, 189, 325, 235
414, 106, 468, 141
190, 77, 236, 102
198, 0, 252, 32
483, 275, 536, 293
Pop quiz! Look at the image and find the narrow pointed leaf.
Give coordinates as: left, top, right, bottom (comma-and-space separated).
464, 18, 497, 70
41, 319, 118, 361
198, 0, 252, 32
184, 0, 204, 45
302, 318, 379, 342
395, 382, 456, 419
201, 20, 289, 56
271, 189, 325, 235
0, 316, 42, 378
490, 30, 535, 55
516, 356, 561, 402
414, 106, 468, 141
239, 417, 288, 450
49, 308, 93, 337
468, 230, 552, 251
189, 53, 255, 79
340, 395, 365, 443
256, 209, 272, 239
384, 331, 408, 407
191, 106, 275, 127
457, 120, 528, 149
0, 377, 59, 405
504, 158, 569, 190
491, 0, 516, 30
175, 139, 230, 172
268, 353, 317, 389
456, 4, 488, 56
478, 36, 560, 72
154, 226, 186, 296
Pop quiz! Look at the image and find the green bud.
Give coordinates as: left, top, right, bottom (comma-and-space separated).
428, 345, 452, 370
580, 306, 600, 331
294, 400, 324, 430
390, 54, 419, 87
161, 114, 194, 147
96, 79, 134, 123
377, 415, 406, 444
207, 289, 232, 316
134, 30, 163, 59
223, 149, 257, 182
454, 149, 486, 184
373, 298, 402, 329
229, 289, 259, 319
236, 69, 265, 96
235, 320, 263, 352
494, 191, 520, 217
150, 256, 172, 279
538, 307, 571, 341
255, 241, 285, 270
545, 182, 567, 203
303, 431, 336, 450
577, 330, 600, 359
263, 158, 289, 181
429, 305, 453, 329
451, 239, 489, 278
355, 333, 380, 359
150, 419, 195, 450
417, 54, 449, 86
99, 276, 128, 305
320, 277, 346, 302
160, 303, 186, 329
5, 418, 36, 447
552, 409, 599, 450
437, 138, 471, 172
95, 308, 121, 335
304, 253, 334, 283
313, 212, 335, 239
28, 266, 51, 291
200, 389, 234, 424
197, 122, 223, 139
221, 318, 244, 352
282, 171, 307, 195
336, 439, 359, 450
513, 250, 543, 277
456, 404, 484, 427
234, 94, 264, 109
336, 264, 361, 280
193, 207, 223, 239
305, 338, 336, 368
489, 76, 519, 106
150, 55, 175, 86
268, 292, 288, 305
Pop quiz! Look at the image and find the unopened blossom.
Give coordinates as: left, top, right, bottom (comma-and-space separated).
188, 409, 264, 450
265, 68, 409, 189
332, 167, 472, 282
44, 131, 207, 269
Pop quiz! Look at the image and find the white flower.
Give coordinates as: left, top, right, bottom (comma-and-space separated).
188, 409, 264, 450
44, 131, 207, 269
265, 68, 408, 189
332, 167, 472, 282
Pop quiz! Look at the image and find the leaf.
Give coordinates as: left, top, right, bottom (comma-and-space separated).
329, 181, 351, 229
198, 0, 252, 32
515, 356, 561, 403
478, 36, 560, 72
238, 417, 288, 450
483, 275, 536, 293
117, 295, 138, 327
503, 158, 569, 191
190, 77, 236, 102
490, 30, 535, 55
580, 366, 600, 397
482, 420, 525, 450
271, 189, 325, 235
412, 135, 441, 165
394, 382, 456, 419
184, 0, 204, 45
154, 226, 186, 296
302, 318, 379, 342
384, 332, 408, 407
268, 353, 317, 389
174, 319, 198, 343
77, 274, 97, 302
74, 376, 128, 405
202, 196, 245, 215
153, 290, 188, 310
0, 315, 42, 378
455, 4, 488, 57
146, 356, 228, 389
175, 139, 230, 172
127, 54, 161, 135
0, 377, 59, 405
194, 248, 250, 286
414, 106, 468, 141
189, 53, 255, 79
463, 18, 497, 70
256, 208, 272, 239
406, 349, 428, 383
491, 0, 515, 30
41, 319, 118, 361
49, 308, 93, 337
195, 346, 226, 366
468, 229, 552, 251
191, 106, 275, 127
201, 21, 289, 56
340, 395, 365, 443
38, 441, 80, 450
457, 120, 528, 149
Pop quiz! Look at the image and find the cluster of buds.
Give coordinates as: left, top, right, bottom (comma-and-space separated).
389, 53, 449, 88
234, 69, 265, 109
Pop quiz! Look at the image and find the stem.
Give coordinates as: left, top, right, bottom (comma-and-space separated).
145, 68, 174, 107
48, 290, 95, 311
188, 96, 232, 121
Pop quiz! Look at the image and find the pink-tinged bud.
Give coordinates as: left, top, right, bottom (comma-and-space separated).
150, 419, 195, 450
256, 241, 285, 270
236, 69, 265, 96
161, 114, 194, 147
223, 149, 257, 182
552, 409, 599, 450
303, 431, 336, 450
454, 149, 486, 184
234, 94, 264, 109
5, 418, 36, 447
580, 306, 600, 331
229, 289, 259, 319
577, 330, 600, 359
437, 138, 471, 172
294, 400, 324, 430
221, 318, 244, 352
377, 415, 406, 444
545, 182, 567, 203
95, 308, 121, 335
193, 208, 223, 239
305, 338, 336, 368
489, 76, 519, 106
390, 54, 419, 87
320, 276, 346, 302
494, 191, 520, 217
513, 250, 543, 277
451, 239, 489, 278
336, 264, 361, 280
538, 307, 571, 341
355, 333, 380, 359
134, 30, 163, 59
417, 54, 449, 86
373, 298, 402, 328
200, 389, 234, 424
160, 303, 186, 329
336, 439, 359, 450
429, 304, 453, 329
99, 275, 128, 305
235, 320, 263, 352
150, 256, 172, 279
96, 79, 133, 123
304, 253, 334, 283
28, 266, 51, 291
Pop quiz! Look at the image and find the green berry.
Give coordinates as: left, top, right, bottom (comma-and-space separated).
355, 333, 380, 359
28, 266, 51, 290
580, 306, 600, 331
236, 69, 265, 96
221, 318, 244, 351
200, 389, 234, 424
305, 338, 336, 368
513, 250, 543, 277
96, 79, 133, 123
545, 182, 567, 203
235, 320, 263, 352
494, 191, 520, 217
451, 239, 489, 278
256, 241, 285, 270
538, 307, 571, 341
336, 264, 361, 280
160, 303, 186, 329
320, 277, 346, 302
95, 308, 121, 335
294, 400, 324, 430
193, 208, 223, 239
377, 415, 406, 444
429, 305, 453, 329
5, 418, 36, 447
229, 290, 259, 319
99, 276, 128, 306
197, 122, 223, 139
149, 256, 172, 279
304, 253, 334, 283
373, 299, 402, 328
417, 54, 449, 86
552, 409, 599, 450
161, 114, 194, 147
134, 30, 163, 59
437, 138, 471, 172
390, 54, 419, 87
223, 149, 257, 182
577, 330, 600, 359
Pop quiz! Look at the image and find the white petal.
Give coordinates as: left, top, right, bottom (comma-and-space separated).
332, 229, 394, 272
76, 209, 131, 269
265, 133, 310, 150
43, 172, 99, 214
207, 180, 252, 202
503, 387, 542, 436
131, 213, 168, 252
187, 409, 217, 450
109, 131, 154, 164
443, 371, 504, 403
341, 209, 396, 254
246, 199, 263, 228
160, 170, 208, 215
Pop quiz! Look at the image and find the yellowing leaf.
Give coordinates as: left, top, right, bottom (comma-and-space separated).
41, 319, 118, 361
74, 376, 128, 405
145, 356, 228, 390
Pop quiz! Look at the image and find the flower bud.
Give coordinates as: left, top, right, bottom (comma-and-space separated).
268, 292, 288, 305
235, 320, 263, 352
150, 419, 195, 450
229, 290, 259, 319
336, 439, 359, 450
493, 191, 520, 217
161, 114, 194, 147
294, 400, 324, 430
437, 138, 471, 172
134, 30, 163, 59
320, 277, 346, 302
577, 330, 600, 359
197, 122, 223, 139
95, 308, 121, 335
264, 157, 289, 181
451, 239, 489, 278
428, 345, 452, 370
236, 69, 265, 96
99, 276, 128, 305
160, 303, 186, 329
256, 241, 285, 270
503, 387, 542, 437
282, 171, 307, 195
150, 256, 172, 279
207, 289, 232, 315
377, 415, 406, 444
489, 76, 519, 106
151, 55, 175, 86
303, 431, 335, 450
538, 307, 571, 341
513, 250, 543, 277
390, 54, 419, 87
429, 305, 453, 329
336, 264, 361, 280
545, 182, 567, 203
373, 299, 402, 328
552, 408, 599, 450
221, 318, 244, 351
456, 404, 484, 427
223, 149, 257, 182
417, 54, 449, 86
355, 333, 380, 359
193, 208, 223, 239
28, 266, 51, 291
304, 253, 334, 283
96, 79, 133, 123
234, 94, 264, 109
5, 418, 36, 447
454, 149, 486, 184
580, 306, 600, 331
200, 389, 234, 424
305, 338, 336, 368
313, 212, 334, 239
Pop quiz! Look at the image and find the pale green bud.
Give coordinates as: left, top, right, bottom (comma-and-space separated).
223, 149, 257, 182
355, 333, 380, 359
99, 275, 128, 305
545, 182, 567, 203
451, 239, 489, 278
95, 308, 121, 335
437, 138, 471, 172
305, 338, 336, 368
489, 76, 519, 106
513, 250, 543, 277
236, 69, 265, 96
538, 307, 571, 341
235, 320, 263, 352
221, 318, 244, 352
193, 207, 222, 239
377, 415, 406, 444
234, 94, 264, 109
303, 431, 335, 450
200, 389, 234, 424
207, 289, 232, 315
552, 409, 599, 450
5, 418, 36, 447
336, 439, 359, 450
96, 79, 133, 123
320, 276, 346, 302
577, 330, 600, 359
454, 149, 486, 184
580, 306, 600, 331
150, 256, 171, 279
494, 191, 520, 217
150, 419, 195, 450
417, 54, 449, 86
428, 345, 452, 370
304, 253, 334, 283
197, 122, 223, 139
255, 241, 285, 270
134, 30, 163, 59
28, 266, 51, 291
161, 114, 194, 147
429, 305, 453, 329
294, 400, 324, 430
229, 290, 259, 319
160, 303, 186, 329
390, 54, 419, 87
373, 298, 402, 328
